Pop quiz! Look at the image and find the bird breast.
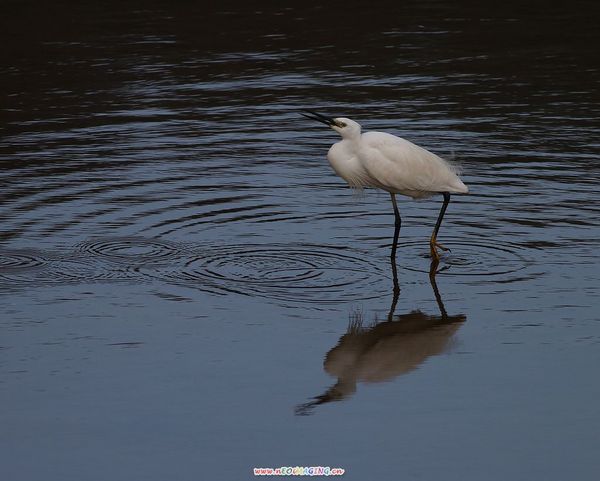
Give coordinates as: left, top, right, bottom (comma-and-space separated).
328, 133, 468, 198
327, 141, 371, 190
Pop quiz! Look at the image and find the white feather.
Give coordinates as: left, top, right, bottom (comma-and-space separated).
326, 118, 468, 200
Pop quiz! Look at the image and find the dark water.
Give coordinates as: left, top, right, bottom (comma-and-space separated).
2, 1, 600, 480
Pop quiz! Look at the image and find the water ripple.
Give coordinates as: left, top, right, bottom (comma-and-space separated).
158, 244, 388, 303
0, 249, 47, 270
75, 237, 189, 264
0, 240, 391, 304
393, 239, 538, 282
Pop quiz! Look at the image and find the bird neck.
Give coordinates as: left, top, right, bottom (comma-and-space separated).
340, 132, 361, 142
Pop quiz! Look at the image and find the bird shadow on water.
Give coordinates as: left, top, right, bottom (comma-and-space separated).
295, 254, 466, 416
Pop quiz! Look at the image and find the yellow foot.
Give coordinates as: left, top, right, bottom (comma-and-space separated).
433, 241, 451, 252
429, 240, 451, 260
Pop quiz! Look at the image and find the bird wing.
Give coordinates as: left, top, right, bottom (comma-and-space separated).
359, 132, 467, 197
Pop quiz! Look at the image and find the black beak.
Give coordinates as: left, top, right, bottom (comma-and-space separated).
300, 110, 337, 127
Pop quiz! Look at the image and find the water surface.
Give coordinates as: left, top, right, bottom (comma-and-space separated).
2, 2, 599, 480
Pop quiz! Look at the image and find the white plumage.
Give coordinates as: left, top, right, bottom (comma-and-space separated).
326, 118, 468, 198
302, 111, 468, 261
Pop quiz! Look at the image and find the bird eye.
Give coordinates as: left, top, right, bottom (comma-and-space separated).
339, 122, 347, 128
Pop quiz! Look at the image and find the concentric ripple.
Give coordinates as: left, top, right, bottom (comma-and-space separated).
0, 249, 47, 271
1, 241, 391, 303
0, 248, 48, 286
392, 239, 538, 281
158, 244, 389, 303
75, 237, 189, 264
0, 238, 541, 296
0, 248, 115, 287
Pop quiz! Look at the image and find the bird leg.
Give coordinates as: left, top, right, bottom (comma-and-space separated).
390, 193, 401, 230
432, 240, 451, 252
430, 193, 451, 261
390, 193, 401, 295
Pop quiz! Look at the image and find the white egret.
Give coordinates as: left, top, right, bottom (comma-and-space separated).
302, 110, 468, 261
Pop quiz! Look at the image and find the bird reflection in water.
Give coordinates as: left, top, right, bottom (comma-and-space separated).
295, 256, 466, 416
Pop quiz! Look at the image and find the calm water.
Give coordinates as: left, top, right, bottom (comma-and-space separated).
2, 2, 600, 480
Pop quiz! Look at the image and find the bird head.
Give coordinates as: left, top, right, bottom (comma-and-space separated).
301, 110, 361, 139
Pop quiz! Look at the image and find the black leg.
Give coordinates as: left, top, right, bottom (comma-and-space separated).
391, 193, 401, 229
390, 193, 401, 296
430, 192, 451, 260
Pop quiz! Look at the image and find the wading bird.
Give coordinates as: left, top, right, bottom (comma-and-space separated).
301, 111, 468, 261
